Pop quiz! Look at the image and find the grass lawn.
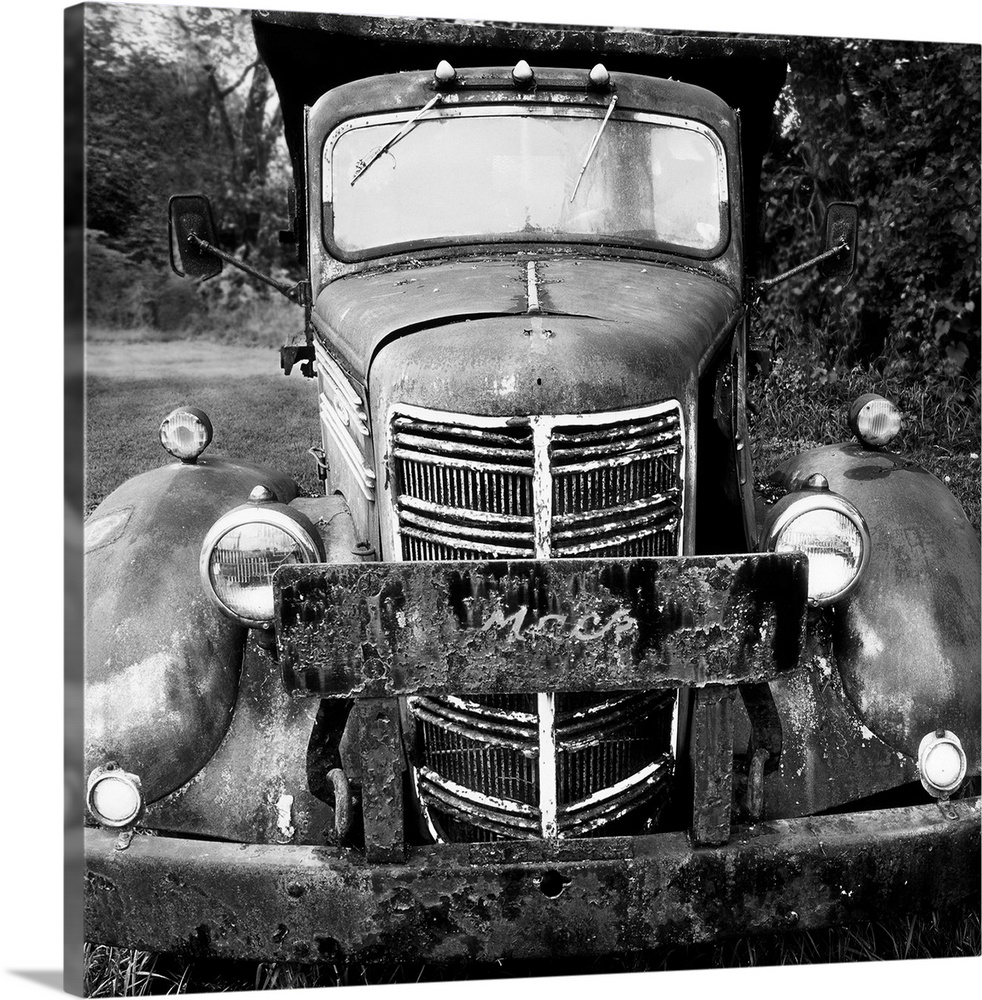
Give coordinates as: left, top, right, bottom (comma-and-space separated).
83, 336, 980, 993
85, 343, 321, 516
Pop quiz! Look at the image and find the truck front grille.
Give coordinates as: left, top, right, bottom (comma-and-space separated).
390, 402, 684, 842
409, 692, 675, 842
551, 411, 683, 556
391, 403, 683, 559
391, 416, 535, 559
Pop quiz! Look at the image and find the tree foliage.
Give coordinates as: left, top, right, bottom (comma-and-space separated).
760, 38, 980, 390
84, 3, 293, 328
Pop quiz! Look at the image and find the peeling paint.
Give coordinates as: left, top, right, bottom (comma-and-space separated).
276, 794, 296, 843
277, 555, 807, 697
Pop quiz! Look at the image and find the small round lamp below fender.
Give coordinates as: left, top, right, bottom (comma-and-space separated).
87, 763, 143, 828
917, 730, 967, 798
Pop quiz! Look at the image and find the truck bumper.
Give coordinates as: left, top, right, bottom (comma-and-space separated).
85, 796, 980, 963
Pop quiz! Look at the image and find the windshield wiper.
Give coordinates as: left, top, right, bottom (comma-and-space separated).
351, 94, 443, 186
570, 95, 618, 202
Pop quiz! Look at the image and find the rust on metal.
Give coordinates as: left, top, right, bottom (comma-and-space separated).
688, 686, 735, 846
141, 640, 333, 846
352, 699, 407, 862
325, 769, 353, 842
84, 797, 981, 964
276, 554, 808, 697
771, 443, 981, 772
745, 749, 769, 823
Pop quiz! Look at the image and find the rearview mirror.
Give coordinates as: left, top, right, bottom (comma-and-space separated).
168, 194, 222, 280
819, 202, 859, 284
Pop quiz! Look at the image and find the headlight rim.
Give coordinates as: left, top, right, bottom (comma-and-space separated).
762, 489, 871, 607
199, 501, 325, 628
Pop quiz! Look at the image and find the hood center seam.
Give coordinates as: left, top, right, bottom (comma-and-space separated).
526, 261, 541, 314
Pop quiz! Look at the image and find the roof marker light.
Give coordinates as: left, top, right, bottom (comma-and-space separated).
512, 59, 534, 87
588, 63, 611, 89
434, 60, 456, 85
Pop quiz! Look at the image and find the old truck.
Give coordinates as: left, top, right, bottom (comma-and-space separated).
84, 11, 980, 963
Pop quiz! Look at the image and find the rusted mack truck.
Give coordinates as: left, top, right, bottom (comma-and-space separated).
84, 11, 981, 963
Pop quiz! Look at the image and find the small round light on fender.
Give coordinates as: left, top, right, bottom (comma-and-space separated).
87, 764, 143, 828
762, 489, 870, 606
917, 730, 967, 797
248, 484, 278, 504
160, 407, 213, 462
849, 393, 901, 449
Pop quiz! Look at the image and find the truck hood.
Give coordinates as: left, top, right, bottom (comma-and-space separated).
314, 257, 741, 406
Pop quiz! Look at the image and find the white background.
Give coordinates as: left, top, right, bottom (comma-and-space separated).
1, 1, 978, 998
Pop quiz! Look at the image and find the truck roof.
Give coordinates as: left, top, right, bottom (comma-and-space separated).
252, 10, 788, 265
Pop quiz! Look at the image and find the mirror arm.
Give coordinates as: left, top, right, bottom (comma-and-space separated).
187, 234, 304, 303
757, 241, 850, 292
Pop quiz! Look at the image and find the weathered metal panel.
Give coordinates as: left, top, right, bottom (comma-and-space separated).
141, 639, 333, 846
352, 699, 407, 863
84, 797, 981, 964
276, 554, 808, 697
316, 258, 739, 386
688, 686, 735, 846
732, 625, 920, 820
771, 443, 982, 770
85, 457, 298, 802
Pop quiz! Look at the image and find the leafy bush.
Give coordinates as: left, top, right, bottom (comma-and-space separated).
751, 343, 981, 534
86, 229, 207, 333
761, 39, 980, 388
190, 267, 305, 347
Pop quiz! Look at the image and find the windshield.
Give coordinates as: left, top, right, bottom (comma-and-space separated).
323, 106, 728, 258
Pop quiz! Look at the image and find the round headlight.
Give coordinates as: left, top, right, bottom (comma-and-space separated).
848, 393, 902, 449
160, 406, 213, 462
918, 730, 967, 797
763, 490, 870, 606
200, 499, 324, 627
87, 764, 143, 828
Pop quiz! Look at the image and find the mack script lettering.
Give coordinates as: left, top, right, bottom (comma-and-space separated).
478, 605, 638, 643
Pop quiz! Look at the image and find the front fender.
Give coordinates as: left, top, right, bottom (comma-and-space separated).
85, 456, 299, 803
771, 443, 981, 773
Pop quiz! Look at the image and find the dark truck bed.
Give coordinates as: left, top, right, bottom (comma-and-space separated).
251, 10, 788, 269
